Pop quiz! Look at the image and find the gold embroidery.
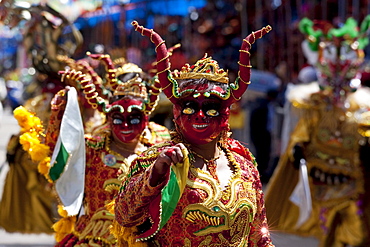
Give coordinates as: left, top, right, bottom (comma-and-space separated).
103, 178, 121, 193
76, 210, 116, 245
197, 236, 212, 246
182, 152, 257, 239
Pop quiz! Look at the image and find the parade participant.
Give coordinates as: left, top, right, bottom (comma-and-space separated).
0, 3, 82, 234
112, 21, 274, 247
43, 55, 171, 246
265, 16, 370, 247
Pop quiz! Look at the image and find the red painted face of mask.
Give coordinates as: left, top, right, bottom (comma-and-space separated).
108, 98, 148, 143
173, 95, 229, 145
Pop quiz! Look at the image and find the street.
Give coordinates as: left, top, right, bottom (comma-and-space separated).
0, 107, 318, 246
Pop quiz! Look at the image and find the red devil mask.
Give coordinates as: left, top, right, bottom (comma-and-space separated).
108, 98, 148, 143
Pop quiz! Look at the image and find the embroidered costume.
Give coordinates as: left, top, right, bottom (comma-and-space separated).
265, 16, 370, 247
112, 21, 274, 247
115, 137, 272, 247
43, 55, 171, 246
52, 120, 169, 247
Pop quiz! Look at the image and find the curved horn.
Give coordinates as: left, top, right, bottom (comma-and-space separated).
149, 43, 181, 77
56, 54, 77, 68
87, 52, 119, 91
145, 77, 162, 115
131, 21, 175, 103
59, 70, 109, 113
226, 26, 272, 106
76, 60, 107, 99
168, 43, 181, 55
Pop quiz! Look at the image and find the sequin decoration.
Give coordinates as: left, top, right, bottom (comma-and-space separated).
103, 154, 117, 167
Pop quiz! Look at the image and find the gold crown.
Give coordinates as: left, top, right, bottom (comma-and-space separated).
113, 75, 148, 99
113, 57, 127, 67
116, 63, 143, 77
171, 55, 229, 83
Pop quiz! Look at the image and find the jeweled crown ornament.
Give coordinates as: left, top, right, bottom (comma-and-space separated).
116, 63, 143, 78
172, 55, 229, 84
132, 21, 271, 107
113, 76, 148, 99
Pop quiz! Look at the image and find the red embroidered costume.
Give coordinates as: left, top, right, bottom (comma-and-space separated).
45, 54, 171, 246
112, 21, 274, 247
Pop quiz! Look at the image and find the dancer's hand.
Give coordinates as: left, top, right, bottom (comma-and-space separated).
51, 86, 70, 110
150, 143, 186, 186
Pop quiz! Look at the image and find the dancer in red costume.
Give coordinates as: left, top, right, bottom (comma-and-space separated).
112, 21, 274, 247
44, 56, 171, 246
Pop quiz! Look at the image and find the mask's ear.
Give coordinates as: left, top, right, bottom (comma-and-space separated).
219, 107, 230, 128
106, 113, 111, 121
144, 115, 149, 127
172, 104, 182, 120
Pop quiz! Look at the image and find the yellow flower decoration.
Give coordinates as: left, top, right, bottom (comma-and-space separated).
13, 106, 31, 127
19, 132, 40, 152
13, 106, 43, 133
38, 157, 51, 181
29, 143, 50, 163
13, 106, 51, 180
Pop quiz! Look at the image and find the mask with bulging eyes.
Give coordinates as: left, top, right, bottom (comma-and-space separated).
108, 98, 148, 143
181, 100, 221, 117
112, 115, 142, 125
317, 38, 363, 105
321, 41, 359, 64
173, 96, 230, 145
